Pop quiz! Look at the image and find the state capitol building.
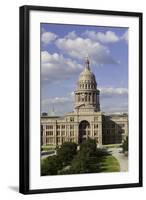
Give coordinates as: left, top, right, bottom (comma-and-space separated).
41, 58, 128, 147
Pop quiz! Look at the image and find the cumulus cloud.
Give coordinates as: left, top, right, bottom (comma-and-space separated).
101, 103, 128, 113
42, 87, 128, 107
121, 30, 128, 43
42, 92, 74, 106
41, 51, 83, 82
41, 92, 74, 115
83, 30, 120, 43
42, 96, 73, 105
100, 87, 128, 113
65, 31, 77, 39
100, 87, 128, 98
41, 31, 58, 44
56, 36, 117, 64
42, 87, 128, 114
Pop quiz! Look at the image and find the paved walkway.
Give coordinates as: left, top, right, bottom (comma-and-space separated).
108, 147, 128, 172
41, 150, 56, 160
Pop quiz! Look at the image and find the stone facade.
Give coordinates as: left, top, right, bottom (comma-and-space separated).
41, 58, 128, 147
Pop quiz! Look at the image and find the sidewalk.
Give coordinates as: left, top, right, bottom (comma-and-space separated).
108, 147, 128, 172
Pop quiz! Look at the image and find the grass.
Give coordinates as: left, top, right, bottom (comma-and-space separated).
41, 146, 121, 175
41, 145, 56, 151
103, 144, 121, 148
97, 155, 120, 172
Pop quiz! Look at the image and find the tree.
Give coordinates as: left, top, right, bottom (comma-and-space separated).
57, 142, 77, 166
70, 138, 98, 174
80, 138, 97, 157
41, 155, 62, 176
122, 136, 128, 153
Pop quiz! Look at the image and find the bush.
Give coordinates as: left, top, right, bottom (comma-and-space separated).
41, 155, 62, 176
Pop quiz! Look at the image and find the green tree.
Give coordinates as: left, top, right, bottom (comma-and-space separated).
57, 142, 77, 166
122, 136, 128, 153
41, 155, 62, 176
70, 151, 97, 174
80, 138, 97, 156
70, 138, 98, 174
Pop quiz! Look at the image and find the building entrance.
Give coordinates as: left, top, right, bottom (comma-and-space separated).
78, 120, 90, 143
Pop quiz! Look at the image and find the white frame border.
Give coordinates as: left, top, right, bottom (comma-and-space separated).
29, 10, 139, 190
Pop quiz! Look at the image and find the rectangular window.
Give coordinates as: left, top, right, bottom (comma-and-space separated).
57, 125, 60, 129
94, 131, 98, 136
94, 124, 98, 128
46, 131, 53, 136
61, 131, 65, 136
46, 138, 54, 144
70, 138, 74, 142
57, 131, 60, 136
70, 125, 74, 129
70, 117, 74, 122
57, 137, 61, 143
70, 131, 74, 136
62, 125, 65, 129
46, 125, 53, 129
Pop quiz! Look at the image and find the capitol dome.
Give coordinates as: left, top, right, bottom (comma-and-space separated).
78, 58, 97, 90
79, 67, 96, 82
74, 57, 100, 112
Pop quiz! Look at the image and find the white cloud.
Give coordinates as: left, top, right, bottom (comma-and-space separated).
83, 30, 120, 43
41, 88, 128, 114
42, 92, 74, 105
41, 92, 74, 115
100, 87, 128, 98
42, 87, 128, 107
101, 103, 128, 113
41, 32, 57, 44
42, 96, 73, 105
65, 31, 77, 39
41, 51, 83, 82
56, 36, 117, 64
121, 30, 128, 42
100, 87, 128, 113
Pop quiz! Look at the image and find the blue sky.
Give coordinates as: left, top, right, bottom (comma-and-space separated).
40, 23, 128, 115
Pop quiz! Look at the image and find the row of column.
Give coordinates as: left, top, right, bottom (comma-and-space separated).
78, 83, 96, 90
75, 92, 98, 103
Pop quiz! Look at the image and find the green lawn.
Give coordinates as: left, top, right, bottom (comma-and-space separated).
41, 145, 56, 151
97, 155, 120, 172
103, 144, 121, 148
41, 141, 121, 175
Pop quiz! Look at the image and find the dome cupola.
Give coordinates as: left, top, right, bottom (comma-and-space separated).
78, 57, 97, 90
74, 57, 100, 112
